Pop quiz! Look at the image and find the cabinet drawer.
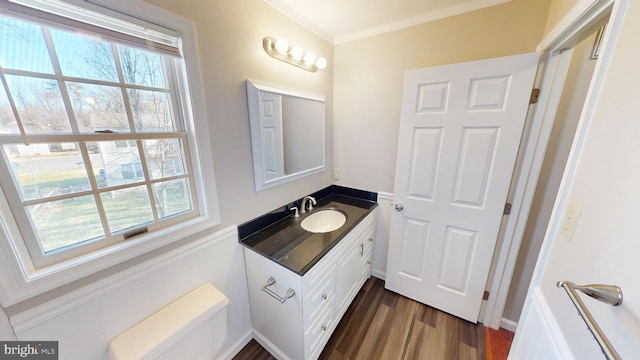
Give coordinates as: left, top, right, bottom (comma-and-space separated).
303, 266, 335, 329
304, 298, 335, 360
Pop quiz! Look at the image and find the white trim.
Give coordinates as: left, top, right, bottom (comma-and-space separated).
246, 79, 325, 102
219, 330, 253, 360
481, 0, 617, 329
527, 0, 628, 294
537, 0, 613, 52
372, 191, 393, 281
500, 317, 518, 332
246, 79, 325, 192
371, 270, 386, 280
264, 0, 512, 45
4, 0, 181, 56
10, 225, 237, 334
252, 328, 293, 360
263, 0, 334, 44
334, 0, 511, 45
376, 192, 394, 199
481, 50, 573, 328
0, 0, 220, 307
509, 287, 575, 359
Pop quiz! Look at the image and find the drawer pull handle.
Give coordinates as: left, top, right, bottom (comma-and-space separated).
321, 325, 327, 331
322, 294, 327, 300
369, 237, 373, 242
262, 276, 295, 303
360, 243, 364, 256
367, 261, 371, 265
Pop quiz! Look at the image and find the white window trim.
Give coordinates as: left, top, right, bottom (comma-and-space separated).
0, 0, 220, 307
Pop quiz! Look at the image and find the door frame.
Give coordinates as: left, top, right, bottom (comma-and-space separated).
481, 0, 623, 328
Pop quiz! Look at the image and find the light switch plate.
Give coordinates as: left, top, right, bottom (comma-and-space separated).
333, 168, 341, 180
560, 200, 582, 242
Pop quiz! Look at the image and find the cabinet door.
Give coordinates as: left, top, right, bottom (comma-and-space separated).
335, 240, 361, 315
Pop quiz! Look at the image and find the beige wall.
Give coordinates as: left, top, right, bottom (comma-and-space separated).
4, 0, 334, 339
4, 0, 588, 344
332, 0, 551, 194
544, 0, 582, 35
145, 0, 334, 227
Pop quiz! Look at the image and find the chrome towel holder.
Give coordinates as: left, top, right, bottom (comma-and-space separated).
263, 276, 296, 303
557, 280, 623, 360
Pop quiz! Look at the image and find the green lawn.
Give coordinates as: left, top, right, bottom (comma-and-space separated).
18, 169, 88, 186
31, 181, 190, 252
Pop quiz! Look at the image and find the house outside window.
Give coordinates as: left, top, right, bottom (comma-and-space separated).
0, 0, 218, 305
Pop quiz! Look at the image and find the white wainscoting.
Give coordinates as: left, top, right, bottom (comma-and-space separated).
9, 226, 252, 360
373, 192, 393, 280
509, 287, 574, 360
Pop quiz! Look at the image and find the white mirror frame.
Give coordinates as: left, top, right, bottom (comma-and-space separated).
246, 79, 325, 191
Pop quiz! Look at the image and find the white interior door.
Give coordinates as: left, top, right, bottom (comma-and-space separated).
386, 53, 539, 323
259, 91, 285, 180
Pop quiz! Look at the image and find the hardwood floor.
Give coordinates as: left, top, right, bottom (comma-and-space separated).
484, 327, 514, 360
233, 277, 492, 360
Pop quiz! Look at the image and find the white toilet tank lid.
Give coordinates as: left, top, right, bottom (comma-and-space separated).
108, 282, 229, 360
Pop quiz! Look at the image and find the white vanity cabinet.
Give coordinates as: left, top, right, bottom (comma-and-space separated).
244, 210, 377, 360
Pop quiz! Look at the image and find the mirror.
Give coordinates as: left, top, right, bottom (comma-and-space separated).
246, 79, 325, 191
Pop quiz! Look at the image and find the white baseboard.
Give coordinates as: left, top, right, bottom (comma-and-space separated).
253, 329, 292, 360
372, 269, 386, 280
500, 317, 518, 332
219, 330, 253, 360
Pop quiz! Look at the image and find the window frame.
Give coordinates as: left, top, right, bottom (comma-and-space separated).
0, 0, 220, 306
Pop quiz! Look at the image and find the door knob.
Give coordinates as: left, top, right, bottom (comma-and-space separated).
394, 204, 404, 212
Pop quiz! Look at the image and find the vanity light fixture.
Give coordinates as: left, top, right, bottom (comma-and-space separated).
263, 36, 327, 72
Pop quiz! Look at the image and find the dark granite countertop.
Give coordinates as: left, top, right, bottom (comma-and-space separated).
239, 186, 378, 276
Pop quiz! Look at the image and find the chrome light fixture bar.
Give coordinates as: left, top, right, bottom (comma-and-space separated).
263, 36, 327, 73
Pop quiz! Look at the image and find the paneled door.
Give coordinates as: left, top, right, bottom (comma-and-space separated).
385, 53, 539, 323
259, 91, 285, 180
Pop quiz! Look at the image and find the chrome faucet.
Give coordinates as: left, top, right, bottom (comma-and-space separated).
300, 196, 317, 214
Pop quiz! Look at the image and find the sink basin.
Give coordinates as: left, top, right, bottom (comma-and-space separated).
301, 209, 347, 233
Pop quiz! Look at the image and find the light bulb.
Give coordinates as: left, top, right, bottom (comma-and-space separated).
274, 38, 289, 54
290, 46, 303, 60
303, 51, 316, 65
315, 57, 327, 69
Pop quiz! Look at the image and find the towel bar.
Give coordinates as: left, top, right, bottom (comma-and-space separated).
557, 280, 622, 360
263, 276, 295, 303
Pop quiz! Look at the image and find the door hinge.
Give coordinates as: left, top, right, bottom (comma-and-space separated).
503, 203, 512, 215
530, 88, 541, 104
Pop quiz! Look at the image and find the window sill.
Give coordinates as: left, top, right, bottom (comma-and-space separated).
0, 213, 219, 307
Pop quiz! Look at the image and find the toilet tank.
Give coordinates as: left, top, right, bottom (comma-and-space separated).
108, 283, 229, 360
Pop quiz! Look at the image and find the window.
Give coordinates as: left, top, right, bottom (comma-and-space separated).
0, 0, 217, 290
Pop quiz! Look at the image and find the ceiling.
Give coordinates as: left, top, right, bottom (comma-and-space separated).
264, 0, 511, 44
